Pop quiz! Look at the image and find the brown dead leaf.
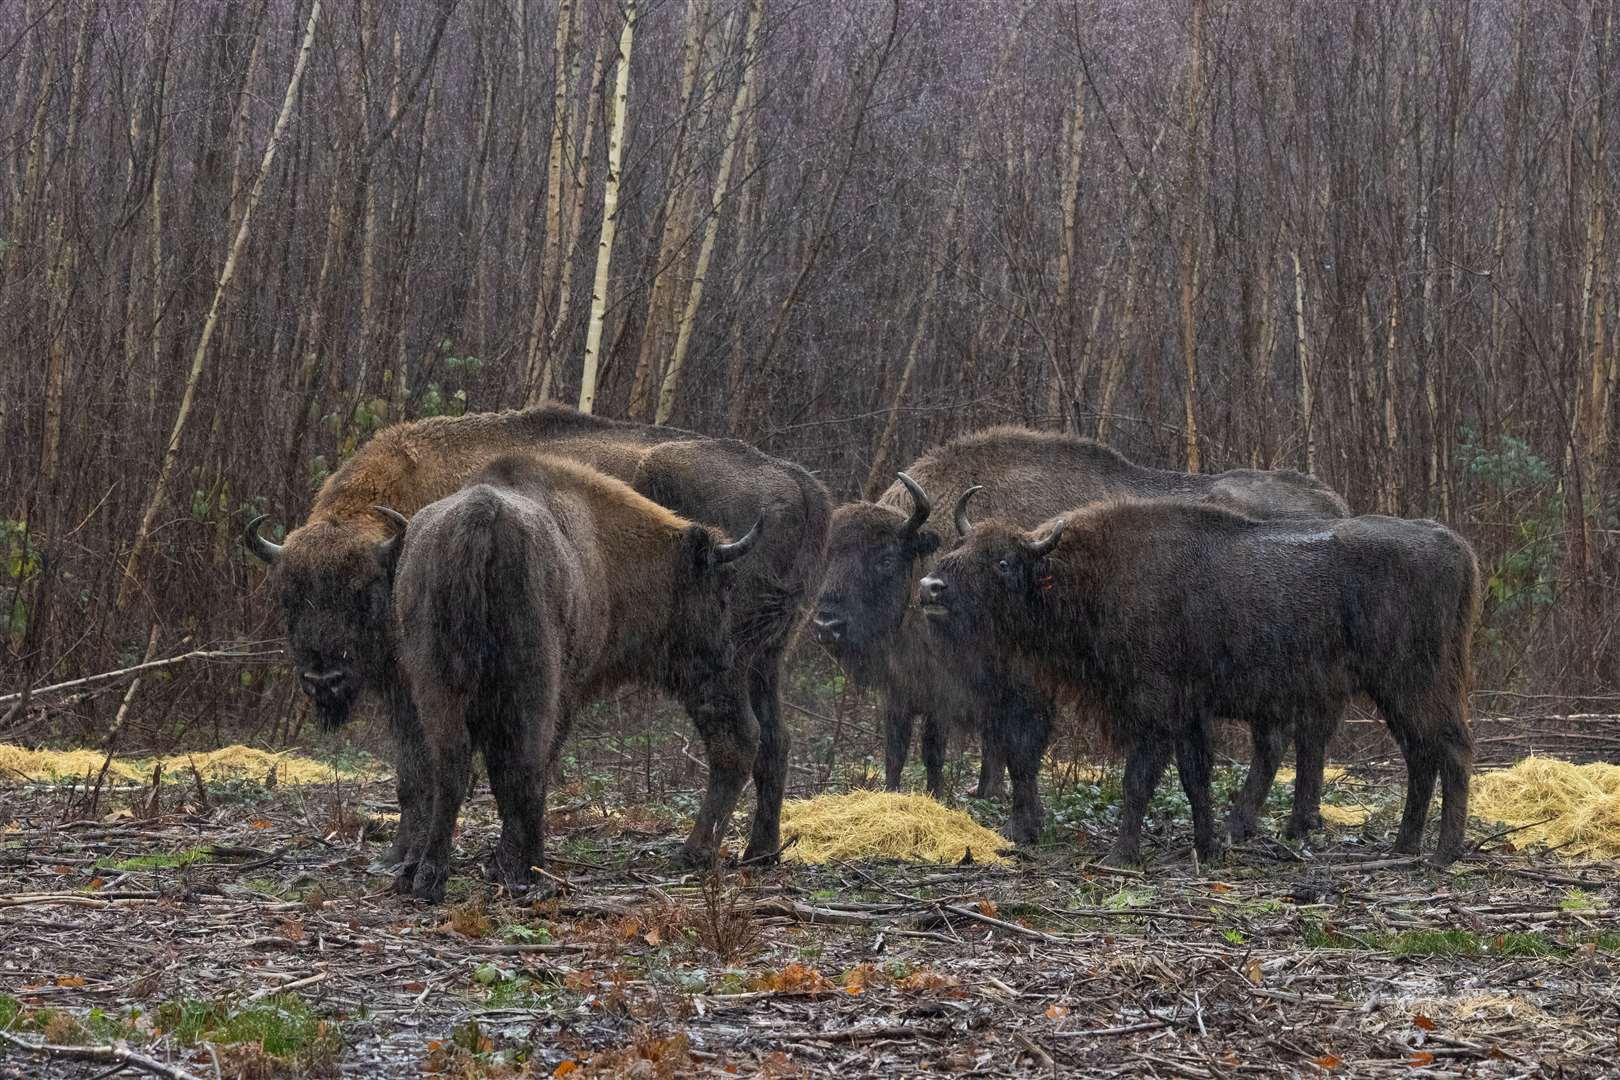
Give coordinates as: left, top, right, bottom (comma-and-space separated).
1044, 1004, 1070, 1019
1413, 1014, 1437, 1031
249, 819, 271, 830
644, 926, 662, 947
1209, 881, 1233, 893
977, 898, 999, 918
1407, 1051, 1435, 1067
1245, 957, 1264, 985
402, 982, 425, 993
1313, 1054, 1342, 1070
55, 976, 86, 988
749, 963, 833, 995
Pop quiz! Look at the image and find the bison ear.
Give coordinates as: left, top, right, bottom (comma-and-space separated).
371, 505, 409, 573
684, 524, 720, 574
910, 527, 942, 558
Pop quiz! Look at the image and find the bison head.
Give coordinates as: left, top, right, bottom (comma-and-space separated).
245, 512, 403, 729
666, 517, 766, 691
918, 488, 1066, 644
813, 473, 942, 676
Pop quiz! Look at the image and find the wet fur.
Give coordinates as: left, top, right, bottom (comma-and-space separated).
390, 455, 747, 901
817, 426, 1349, 844
928, 500, 1478, 866
265, 404, 830, 870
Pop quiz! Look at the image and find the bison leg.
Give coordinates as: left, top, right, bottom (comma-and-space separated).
383, 683, 430, 870
1175, 718, 1224, 864
402, 694, 472, 903
1380, 710, 1437, 856
882, 702, 914, 792
993, 685, 1051, 845
920, 715, 949, 799
974, 731, 1007, 800
1228, 719, 1285, 844
1285, 716, 1331, 840
482, 685, 553, 892
677, 678, 760, 868
743, 661, 790, 864
1104, 733, 1172, 867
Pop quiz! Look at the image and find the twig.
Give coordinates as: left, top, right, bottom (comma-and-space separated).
0, 643, 285, 706
0, 1031, 204, 1080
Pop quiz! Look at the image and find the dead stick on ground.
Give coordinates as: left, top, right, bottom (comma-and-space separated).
0, 644, 284, 706
942, 903, 1070, 944
0, 1030, 204, 1080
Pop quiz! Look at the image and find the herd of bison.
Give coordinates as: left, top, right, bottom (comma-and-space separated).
242, 405, 1478, 902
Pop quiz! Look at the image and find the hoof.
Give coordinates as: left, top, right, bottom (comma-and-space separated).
739, 844, 780, 867
411, 860, 449, 903
1003, 819, 1041, 847
1100, 843, 1141, 869
485, 850, 538, 892
673, 841, 719, 871
1227, 816, 1258, 844
391, 862, 419, 896
1427, 846, 1464, 868
1391, 833, 1423, 856
1281, 816, 1317, 842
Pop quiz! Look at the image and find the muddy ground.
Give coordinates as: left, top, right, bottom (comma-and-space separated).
2, 769, 1618, 1079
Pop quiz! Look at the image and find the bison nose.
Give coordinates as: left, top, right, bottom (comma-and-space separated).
812, 607, 847, 643
918, 575, 947, 604
299, 669, 348, 698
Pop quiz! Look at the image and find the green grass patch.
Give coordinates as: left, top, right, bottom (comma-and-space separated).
97, 847, 209, 872
155, 993, 340, 1066
0, 994, 22, 1030
1303, 923, 1615, 958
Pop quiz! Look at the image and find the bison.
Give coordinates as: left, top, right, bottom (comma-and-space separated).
812, 427, 1349, 844
919, 495, 1478, 866
384, 454, 763, 901
245, 404, 829, 869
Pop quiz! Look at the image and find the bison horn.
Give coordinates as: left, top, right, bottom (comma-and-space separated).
895, 472, 931, 536
1024, 518, 1067, 558
713, 516, 766, 565
372, 505, 409, 564
953, 485, 983, 538
244, 514, 283, 564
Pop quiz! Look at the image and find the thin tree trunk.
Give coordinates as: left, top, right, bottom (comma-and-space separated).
523, 0, 578, 403
1178, 0, 1206, 471
655, 0, 762, 425
1291, 248, 1314, 474
119, 0, 325, 611
577, 0, 637, 414
1045, 73, 1087, 426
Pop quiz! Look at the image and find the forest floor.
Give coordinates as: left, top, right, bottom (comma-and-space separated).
2, 766, 1618, 1079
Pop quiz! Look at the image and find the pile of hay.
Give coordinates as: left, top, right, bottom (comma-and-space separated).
1273, 764, 1374, 826
779, 790, 1009, 866
1471, 756, 1620, 859
0, 744, 370, 786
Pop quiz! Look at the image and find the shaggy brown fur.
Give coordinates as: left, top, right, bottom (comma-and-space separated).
389, 455, 760, 901
814, 427, 1349, 845
248, 404, 829, 869
921, 499, 1478, 866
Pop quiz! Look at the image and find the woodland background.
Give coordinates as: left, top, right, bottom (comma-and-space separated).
2, 0, 1617, 755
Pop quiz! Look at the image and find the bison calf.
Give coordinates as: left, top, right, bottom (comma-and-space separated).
921, 497, 1478, 866
385, 454, 762, 901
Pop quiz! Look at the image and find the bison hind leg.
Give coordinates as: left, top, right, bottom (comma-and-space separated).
481, 685, 555, 892
1175, 718, 1225, 864
1228, 720, 1286, 844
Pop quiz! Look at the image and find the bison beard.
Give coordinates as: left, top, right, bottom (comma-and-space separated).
386, 455, 762, 901
246, 403, 829, 871
813, 427, 1350, 845
921, 499, 1478, 866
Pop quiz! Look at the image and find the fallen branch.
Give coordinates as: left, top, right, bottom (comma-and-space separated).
0, 1030, 204, 1080
0, 643, 285, 707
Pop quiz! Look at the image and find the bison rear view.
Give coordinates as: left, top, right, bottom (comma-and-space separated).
921, 497, 1479, 867
384, 454, 763, 901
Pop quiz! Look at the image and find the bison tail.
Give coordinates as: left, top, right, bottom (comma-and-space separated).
433, 487, 525, 692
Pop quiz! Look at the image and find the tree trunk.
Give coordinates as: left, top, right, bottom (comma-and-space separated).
119, 0, 325, 611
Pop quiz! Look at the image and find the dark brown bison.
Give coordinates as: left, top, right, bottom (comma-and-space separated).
245, 404, 829, 868
812, 427, 1349, 844
385, 454, 763, 901
919, 496, 1478, 866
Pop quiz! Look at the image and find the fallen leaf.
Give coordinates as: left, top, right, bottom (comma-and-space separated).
1413, 1014, 1437, 1031
52, 865, 72, 876
977, 898, 999, 918
1044, 1004, 1070, 1019
1313, 1054, 1342, 1070
644, 927, 662, 947
1245, 957, 1264, 985
250, 819, 272, 830
403, 982, 425, 993
55, 976, 86, 988
1407, 1051, 1435, 1067
553, 1060, 578, 1077
1209, 881, 1233, 893
87, 878, 104, 891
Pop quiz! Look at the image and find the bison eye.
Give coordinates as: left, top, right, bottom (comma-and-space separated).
996, 558, 1012, 575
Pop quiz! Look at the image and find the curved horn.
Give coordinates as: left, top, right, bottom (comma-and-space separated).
953, 485, 984, 538
713, 516, 766, 565
1023, 517, 1067, 559
372, 506, 409, 564
895, 472, 931, 536
244, 514, 283, 564
372, 505, 409, 537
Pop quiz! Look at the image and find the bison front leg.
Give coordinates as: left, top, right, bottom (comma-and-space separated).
974, 730, 1007, 800
1104, 730, 1171, 868
920, 714, 948, 799
677, 679, 760, 868
1228, 718, 1285, 844
882, 701, 914, 792
743, 661, 790, 864
1285, 715, 1333, 840
993, 685, 1051, 845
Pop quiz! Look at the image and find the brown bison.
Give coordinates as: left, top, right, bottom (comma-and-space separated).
920, 496, 1478, 866
812, 427, 1349, 844
246, 404, 829, 868
384, 454, 763, 901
